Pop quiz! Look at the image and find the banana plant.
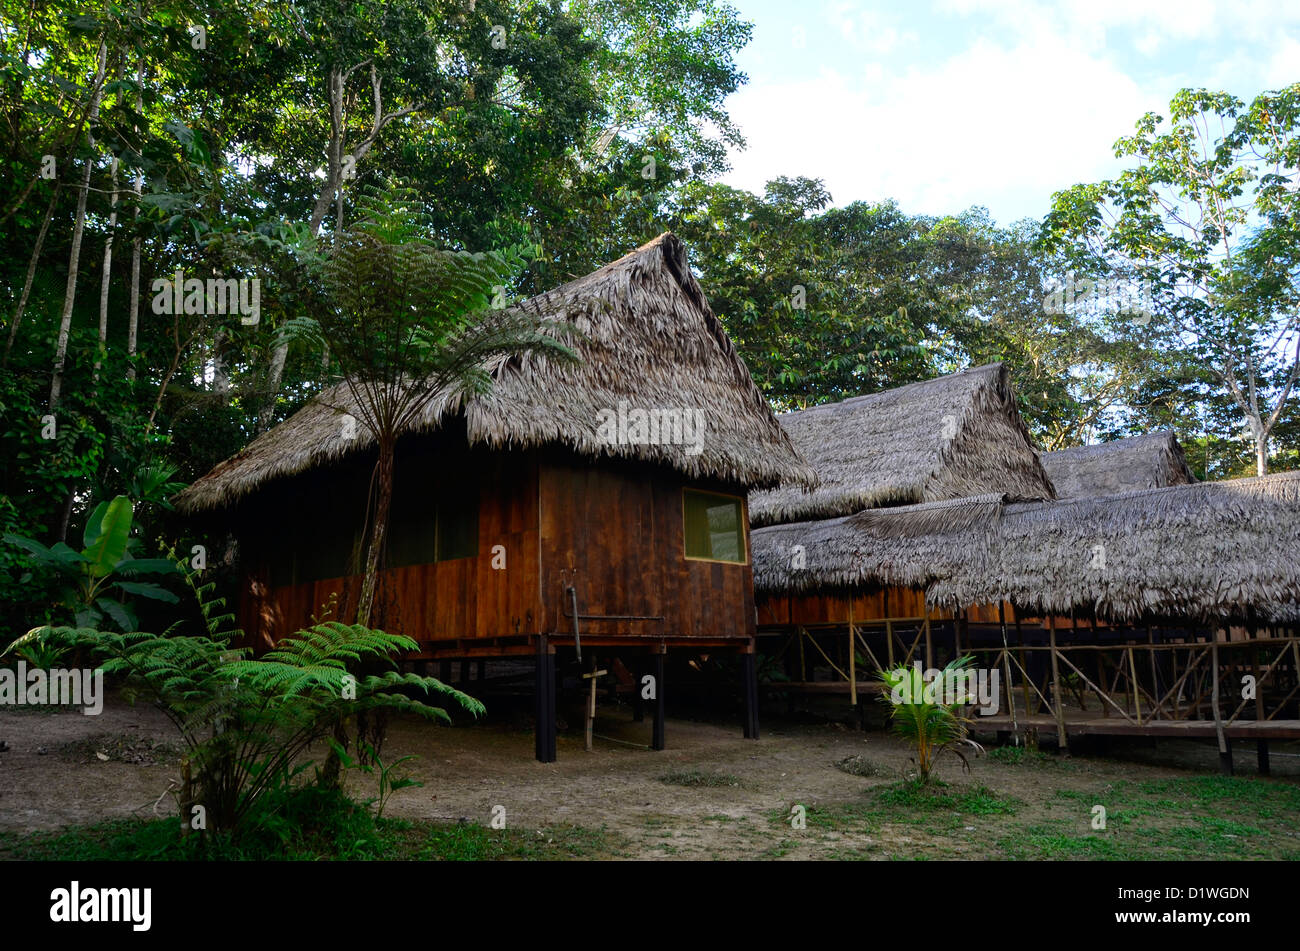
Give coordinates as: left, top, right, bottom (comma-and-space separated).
3, 495, 179, 631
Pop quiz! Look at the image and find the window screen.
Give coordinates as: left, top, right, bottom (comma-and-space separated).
683, 489, 746, 563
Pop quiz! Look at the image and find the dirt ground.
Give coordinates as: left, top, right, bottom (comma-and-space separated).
3, 688, 1299, 859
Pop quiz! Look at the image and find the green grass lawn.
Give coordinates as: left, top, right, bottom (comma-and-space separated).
5, 768, 1299, 861
763, 773, 1300, 860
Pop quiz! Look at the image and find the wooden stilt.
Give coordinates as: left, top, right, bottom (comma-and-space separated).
997, 602, 1017, 733
884, 590, 895, 668
742, 649, 759, 739
582, 653, 607, 753
848, 603, 858, 710
632, 656, 645, 722
1091, 617, 1108, 717
1252, 646, 1269, 775
1146, 624, 1159, 716
1048, 615, 1068, 750
651, 651, 666, 751
1127, 647, 1142, 723
1014, 608, 1033, 720
1211, 641, 1232, 775
535, 636, 556, 763
923, 600, 933, 670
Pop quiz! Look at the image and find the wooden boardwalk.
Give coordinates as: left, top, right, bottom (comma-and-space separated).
972, 712, 1300, 740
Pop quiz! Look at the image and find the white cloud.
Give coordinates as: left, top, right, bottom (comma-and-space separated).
724, 0, 1300, 221
725, 30, 1153, 220
826, 2, 918, 55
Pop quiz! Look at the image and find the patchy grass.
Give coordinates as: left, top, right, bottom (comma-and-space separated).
874, 781, 1020, 816
0, 816, 623, 861
834, 754, 893, 778
657, 768, 744, 788
997, 775, 1300, 860
0, 786, 624, 861
986, 745, 1065, 767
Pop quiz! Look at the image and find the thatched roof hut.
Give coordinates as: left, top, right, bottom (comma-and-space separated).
176, 233, 817, 514
1040, 431, 1196, 498
748, 363, 1054, 527
753, 470, 1300, 623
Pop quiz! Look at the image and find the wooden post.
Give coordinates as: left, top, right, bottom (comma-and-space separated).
535, 636, 556, 763
997, 602, 1017, 735
651, 651, 666, 751
1127, 647, 1142, 723
923, 599, 934, 670
1146, 624, 1159, 716
1091, 616, 1109, 718
632, 657, 645, 722
848, 603, 858, 710
1252, 647, 1270, 775
1048, 615, 1068, 751
1013, 608, 1033, 719
742, 649, 759, 739
582, 653, 607, 753
1211, 641, 1232, 776
884, 589, 895, 667
798, 626, 807, 682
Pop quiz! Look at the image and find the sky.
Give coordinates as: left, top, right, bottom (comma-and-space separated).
721, 0, 1300, 225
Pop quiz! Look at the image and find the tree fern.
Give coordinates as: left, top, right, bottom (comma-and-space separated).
26, 556, 480, 837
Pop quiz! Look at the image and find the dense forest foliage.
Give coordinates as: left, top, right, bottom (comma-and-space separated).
2, 0, 1298, 633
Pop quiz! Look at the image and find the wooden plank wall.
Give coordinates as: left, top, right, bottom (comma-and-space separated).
757, 586, 937, 627
538, 458, 755, 639
238, 439, 542, 645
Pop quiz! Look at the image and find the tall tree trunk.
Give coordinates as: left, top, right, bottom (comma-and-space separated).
356, 438, 394, 628
127, 53, 144, 381
1255, 433, 1268, 477
49, 40, 107, 410
212, 326, 230, 395
94, 154, 120, 380
3, 182, 61, 366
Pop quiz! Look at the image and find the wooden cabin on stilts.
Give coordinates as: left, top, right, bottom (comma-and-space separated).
750, 367, 1300, 773
175, 233, 816, 762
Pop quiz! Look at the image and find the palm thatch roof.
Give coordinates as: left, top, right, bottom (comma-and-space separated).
748, 363, 1054, 527
753, 470, 1300, 624
1040, 431, 1196, 498
176, 233, 817, 513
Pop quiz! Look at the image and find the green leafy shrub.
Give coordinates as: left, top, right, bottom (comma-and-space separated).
19, 559, 481, 840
